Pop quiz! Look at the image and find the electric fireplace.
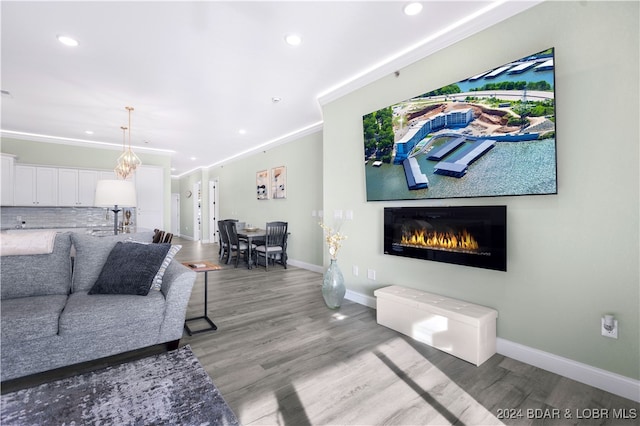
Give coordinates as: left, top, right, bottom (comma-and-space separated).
384, 206, 507, 271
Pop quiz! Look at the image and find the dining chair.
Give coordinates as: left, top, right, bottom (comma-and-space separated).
218, 220, 231, 262
152, 229, 165, 244
225, 221, 256, 268
255, 221, 288, 271
162, 232, 174, 244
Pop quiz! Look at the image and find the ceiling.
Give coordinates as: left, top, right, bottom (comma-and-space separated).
1, 1, 539, 177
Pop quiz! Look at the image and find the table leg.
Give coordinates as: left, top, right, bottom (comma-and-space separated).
184, 270, 218, 335
247, 237, 254, 269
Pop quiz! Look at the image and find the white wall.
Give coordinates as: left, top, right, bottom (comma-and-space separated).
322, 1, 639, 381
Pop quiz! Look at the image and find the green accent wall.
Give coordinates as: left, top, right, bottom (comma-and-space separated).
322, 1, 639, 379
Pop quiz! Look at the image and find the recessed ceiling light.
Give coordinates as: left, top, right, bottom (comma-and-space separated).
190, 156, 197, 161
57, 35, 79, 47
239, 129, 247, 135
284, 34, 302, 46
271, 96, 282, 104
403, 2, 423, 16
84, 130, 94, 135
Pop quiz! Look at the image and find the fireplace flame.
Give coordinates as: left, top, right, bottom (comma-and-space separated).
401, 229, 479, 251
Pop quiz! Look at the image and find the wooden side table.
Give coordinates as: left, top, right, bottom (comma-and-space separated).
182, 261, 222, 335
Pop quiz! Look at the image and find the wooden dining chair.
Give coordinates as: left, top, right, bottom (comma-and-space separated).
225, 221, 256, 268
218, 220, 231, 263
152, 229, 165, 244
255, 221, 288, 271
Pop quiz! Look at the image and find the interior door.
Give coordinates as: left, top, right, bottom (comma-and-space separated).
171, 193, 180, 236
208, 179, 219, 244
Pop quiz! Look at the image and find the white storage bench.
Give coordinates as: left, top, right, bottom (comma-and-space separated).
374, 285, 498, 366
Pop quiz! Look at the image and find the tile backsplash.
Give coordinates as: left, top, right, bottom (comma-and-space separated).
1, 206, 136, 230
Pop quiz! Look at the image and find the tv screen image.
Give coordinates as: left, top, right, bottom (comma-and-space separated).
363, 47, 557, 201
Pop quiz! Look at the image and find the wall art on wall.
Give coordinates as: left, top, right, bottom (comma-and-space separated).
256, 169, 269, 200
363, 47, 557, 201
271, 166, 286, 199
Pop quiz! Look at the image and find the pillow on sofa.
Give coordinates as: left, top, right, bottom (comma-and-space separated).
124, 241, 182, 291
88, 242, 171, 296
151, 244, 182, 291
70, 232, 154, 293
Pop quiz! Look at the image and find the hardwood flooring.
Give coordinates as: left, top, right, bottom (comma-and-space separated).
177, 237, 638, 425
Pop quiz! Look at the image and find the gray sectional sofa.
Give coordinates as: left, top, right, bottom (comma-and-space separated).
0, 231, 196, 382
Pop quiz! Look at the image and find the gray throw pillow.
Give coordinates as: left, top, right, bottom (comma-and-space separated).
70, 232, 153, 293
88, 242, 171, 296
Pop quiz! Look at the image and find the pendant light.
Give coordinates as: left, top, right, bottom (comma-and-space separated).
115, 106, 142, 179
115, 125, 132, 179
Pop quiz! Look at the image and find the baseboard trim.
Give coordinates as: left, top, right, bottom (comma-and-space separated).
287, 259, 324, 274
345, 290, 377, 308
344, 289, 640, 403
496, 338, 640, 402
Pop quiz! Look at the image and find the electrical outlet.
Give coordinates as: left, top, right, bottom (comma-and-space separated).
601, 318, 619, 339
352, 265, 359, 276
367, 269, 376, 280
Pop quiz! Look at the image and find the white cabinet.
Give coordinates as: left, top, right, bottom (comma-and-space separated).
134, 166, 164, 230
14, 166, 58, 206
1, 154, 15, 205
58, 169, 98, 206
98, 171, 116, 180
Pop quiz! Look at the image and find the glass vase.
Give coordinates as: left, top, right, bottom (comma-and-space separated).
322, 259, 345, 309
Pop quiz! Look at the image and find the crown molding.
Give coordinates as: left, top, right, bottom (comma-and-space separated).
317, 0, 543, 106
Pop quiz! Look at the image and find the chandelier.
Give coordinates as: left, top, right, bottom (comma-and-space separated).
114, 106, 142, 179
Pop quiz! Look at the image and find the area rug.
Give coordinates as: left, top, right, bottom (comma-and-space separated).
1, 345, 240, 425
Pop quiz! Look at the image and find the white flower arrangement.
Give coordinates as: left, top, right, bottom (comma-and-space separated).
319, 221, 347, 260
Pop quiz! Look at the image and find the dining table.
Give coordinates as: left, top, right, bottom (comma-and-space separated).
237, 227, 266, 269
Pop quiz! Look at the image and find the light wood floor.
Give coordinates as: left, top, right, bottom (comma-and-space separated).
176, 238, 639, 426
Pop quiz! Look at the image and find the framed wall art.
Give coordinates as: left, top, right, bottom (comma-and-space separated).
256, 169, 269, 200
271, 166, 286, 199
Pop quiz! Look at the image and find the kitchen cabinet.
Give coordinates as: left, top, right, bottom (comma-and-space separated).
98, 171, 117, 181
134, 165, 164, 230
1, 154, 15, 205
58, 169, 98, 206
14, 166, 58, 206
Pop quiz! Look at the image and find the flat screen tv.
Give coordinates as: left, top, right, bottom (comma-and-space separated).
363, 47, 557, 201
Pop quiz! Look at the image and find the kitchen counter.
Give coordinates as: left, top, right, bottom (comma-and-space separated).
0, 226, 138, 236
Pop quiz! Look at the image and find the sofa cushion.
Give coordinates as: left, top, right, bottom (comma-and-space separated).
1, 295, 68, 341
70, 232, 153, 293
0, 233, 72, 299
59, 291, 165, 335
88, 242, 171, 296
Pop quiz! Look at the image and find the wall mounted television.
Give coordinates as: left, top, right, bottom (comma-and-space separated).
363, 47, 557, 201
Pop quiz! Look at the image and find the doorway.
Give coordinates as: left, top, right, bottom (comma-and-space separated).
171, 193, 180, 236
193, 181, 201, 241
208, 179, 219, 244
